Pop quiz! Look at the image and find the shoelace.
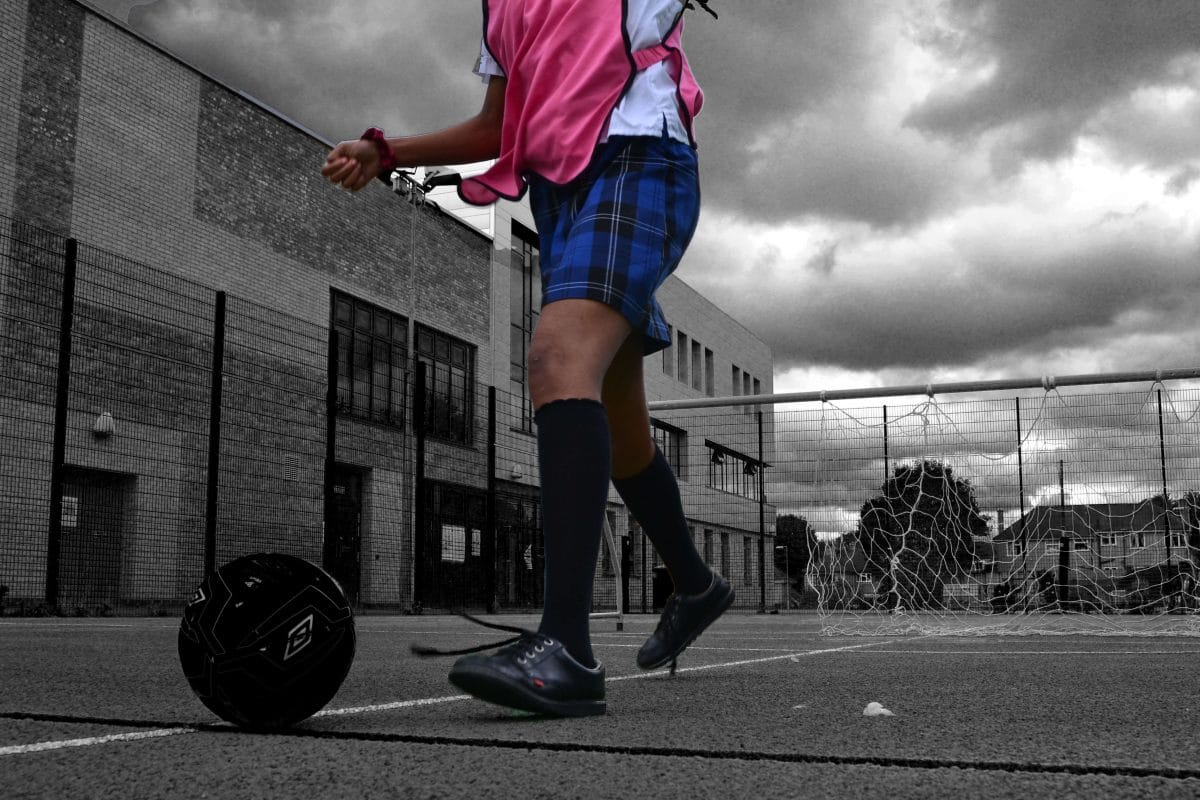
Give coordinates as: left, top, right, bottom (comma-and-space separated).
410, 612, 546, 657
653, 594, 683, 637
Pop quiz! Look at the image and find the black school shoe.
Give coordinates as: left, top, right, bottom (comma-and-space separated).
449, 633, 605, 717
638, 573, 735, 670
412, 616, 606, 717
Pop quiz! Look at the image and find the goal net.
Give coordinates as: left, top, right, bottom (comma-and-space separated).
791, 378, 1200, 636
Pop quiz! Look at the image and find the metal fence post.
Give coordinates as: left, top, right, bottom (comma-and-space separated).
1158, 388, 1172, 560
203, 291, 226, 575
323, 328, 338, 573
45, 237, 77, 608
757, 409, 766, 613
412, 360, 427, 612
485, 386, 497, 613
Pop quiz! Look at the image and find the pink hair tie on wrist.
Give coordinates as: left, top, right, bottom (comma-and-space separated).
360, 127, 398, 172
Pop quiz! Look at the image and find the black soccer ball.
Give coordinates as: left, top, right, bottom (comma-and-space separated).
178, 553, 356, 729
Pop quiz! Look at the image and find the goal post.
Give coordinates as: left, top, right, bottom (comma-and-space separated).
649, 368, 1200, 636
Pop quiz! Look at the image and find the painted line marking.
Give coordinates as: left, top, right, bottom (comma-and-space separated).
0, 728, 191, 756
313, 695, 470, 717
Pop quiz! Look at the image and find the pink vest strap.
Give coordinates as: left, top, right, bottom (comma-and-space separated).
632, 44, 671, 71
459, 0, 703, 207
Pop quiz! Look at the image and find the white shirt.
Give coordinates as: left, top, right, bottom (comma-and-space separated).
474, 0, 691, 143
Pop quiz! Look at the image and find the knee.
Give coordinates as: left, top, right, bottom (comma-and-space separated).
526, 341, 562, 391
528, 340, 585, 406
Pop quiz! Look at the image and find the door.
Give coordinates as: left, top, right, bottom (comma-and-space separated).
325, 465, 364, 604
422, 481, 488, 609
59, 468, 130, 610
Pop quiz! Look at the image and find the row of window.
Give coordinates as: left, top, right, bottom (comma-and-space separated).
334, 287, 767, 502
651, 419, 763, 501
333, 291, 475, 444
623, 521, 759, 587
1007, 532, 1189, 557
662, 326, 763, 402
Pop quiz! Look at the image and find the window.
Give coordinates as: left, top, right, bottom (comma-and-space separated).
1073, 538, 1089, 551
1044, 542, 1060, 556
703, 529, 713, 565
510, 225, 540, 432
720, 531, 730, 576
691, 339, 702, 392
732, 365, 741, 396
753, 377, 761, 396
706, 441, 762, 501
1168, 531, 1185, 549
416, 324, 475, 444
1100, 534, 1119, 548
651, 418, 687, 479
331, 292, 408, 426
676, 331, 689, 385
704, 348, 714, 396
663, 325, 674, 377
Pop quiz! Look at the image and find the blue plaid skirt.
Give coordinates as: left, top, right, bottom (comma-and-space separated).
528, 130, 700, 355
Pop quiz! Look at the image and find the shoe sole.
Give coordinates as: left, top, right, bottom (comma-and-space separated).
639, 583, 736, 670
448, 665, 607, 718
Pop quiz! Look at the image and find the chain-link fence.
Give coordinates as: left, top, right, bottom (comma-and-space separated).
648, 374, 1200, 633
0, 214, 778, 617
7, 213, 1195, 624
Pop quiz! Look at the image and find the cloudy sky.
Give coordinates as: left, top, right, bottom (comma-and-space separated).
90, 0, 1199, 399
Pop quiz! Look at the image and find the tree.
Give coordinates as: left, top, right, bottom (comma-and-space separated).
774, 514, 813, 593
1182, 491, 1200, 566
856, 460, 988, 609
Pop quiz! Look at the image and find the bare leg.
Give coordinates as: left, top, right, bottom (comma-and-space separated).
527, 298, 631, 667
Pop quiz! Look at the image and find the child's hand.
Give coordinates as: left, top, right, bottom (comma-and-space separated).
321, 139, 382, 192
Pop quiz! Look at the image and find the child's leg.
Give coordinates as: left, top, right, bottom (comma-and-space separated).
603, 335, 711, 595
527, 298, 633, 668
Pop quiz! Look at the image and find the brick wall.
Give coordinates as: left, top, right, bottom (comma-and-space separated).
0, 0, 494, 609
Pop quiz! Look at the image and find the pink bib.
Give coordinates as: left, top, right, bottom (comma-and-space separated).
459, 0, 703, 206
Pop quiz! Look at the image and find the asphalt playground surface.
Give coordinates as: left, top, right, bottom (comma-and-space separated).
2, 612, 1199, 799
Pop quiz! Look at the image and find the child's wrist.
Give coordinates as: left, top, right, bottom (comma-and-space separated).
360, 127, 398, 173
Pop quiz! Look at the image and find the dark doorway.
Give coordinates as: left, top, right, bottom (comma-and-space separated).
59, 467, 132, 610
325, 464, 364, 604
422, 481, 488, 609
495, 483, 543, 610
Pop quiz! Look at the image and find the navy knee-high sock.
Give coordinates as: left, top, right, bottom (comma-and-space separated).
534, 398, 610, 668
613, 447, 713, 595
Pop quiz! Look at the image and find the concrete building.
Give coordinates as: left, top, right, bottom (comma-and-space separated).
0, 0, 775, 614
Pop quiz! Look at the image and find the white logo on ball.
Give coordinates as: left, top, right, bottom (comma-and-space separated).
284, 614, 314, 660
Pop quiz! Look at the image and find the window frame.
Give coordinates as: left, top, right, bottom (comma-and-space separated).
331, 291, 409, 428
415, 323, 476, 445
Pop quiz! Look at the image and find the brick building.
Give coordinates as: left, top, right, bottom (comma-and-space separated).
0, 0, 775, 614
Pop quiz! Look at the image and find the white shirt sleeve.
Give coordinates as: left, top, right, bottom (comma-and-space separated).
473, 41, 505, 83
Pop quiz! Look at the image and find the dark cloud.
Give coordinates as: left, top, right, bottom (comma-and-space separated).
84, 0, 1200, 385
686, 218, 1200, 374
905, 0, 1200, 168
127, 1, 488, 142
1166, 164, 1200, 196
690, 1, 972, 228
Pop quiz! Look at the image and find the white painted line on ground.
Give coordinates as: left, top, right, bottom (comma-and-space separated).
313, 695, 470, 716
611, 636, 917, 680
0, 727, 191, 756
3, 634, 914, 755
855, 648, 1200, 656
